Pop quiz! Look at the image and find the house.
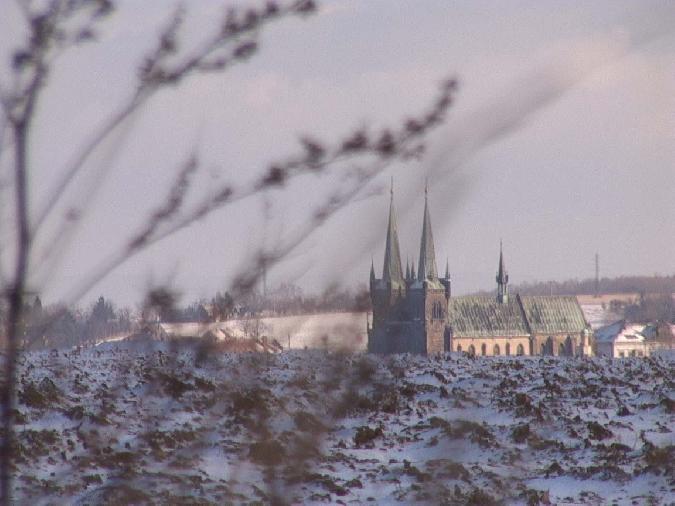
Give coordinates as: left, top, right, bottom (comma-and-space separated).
640, 322, 674, 356
595, 320, 648, 358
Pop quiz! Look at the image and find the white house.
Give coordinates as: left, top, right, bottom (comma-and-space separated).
595, 320, 648, 358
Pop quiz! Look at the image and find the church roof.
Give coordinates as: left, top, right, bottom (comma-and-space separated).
518, 295, 588, 334
448, 296, 529, 337
448, 294, 590, 338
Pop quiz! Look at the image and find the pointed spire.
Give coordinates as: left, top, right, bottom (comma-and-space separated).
417, 182, 438, 281
382, 178, 404, 285
405, 257, 411, 280
445, 257, 449, 279
496, 240, 509, 303
410, 258, 416, 280
370, 257, 376, 284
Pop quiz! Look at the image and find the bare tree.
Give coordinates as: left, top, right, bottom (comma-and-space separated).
0, 1, 456, 502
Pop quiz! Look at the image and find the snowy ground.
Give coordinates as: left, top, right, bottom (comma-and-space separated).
579, 304, 622, 330
222, 312, 368, 350
6, 345, 674, 505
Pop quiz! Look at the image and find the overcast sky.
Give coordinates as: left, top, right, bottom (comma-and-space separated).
1, 0, 674, 308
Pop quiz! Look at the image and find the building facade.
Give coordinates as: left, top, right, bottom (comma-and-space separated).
367, 187, 593, 356
595, 321, 649, 358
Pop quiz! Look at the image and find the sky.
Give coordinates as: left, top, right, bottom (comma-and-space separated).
1, 0, 674, 308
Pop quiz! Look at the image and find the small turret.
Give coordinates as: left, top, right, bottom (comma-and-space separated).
496, 240, 509, 304
442, 257, 452, 299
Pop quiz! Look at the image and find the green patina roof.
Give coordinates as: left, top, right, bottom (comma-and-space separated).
518, 295, 588, 334
448, 296, 529, 337
448, 294, 589, 338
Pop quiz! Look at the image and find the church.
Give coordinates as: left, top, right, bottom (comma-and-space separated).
367, 185, 593, 356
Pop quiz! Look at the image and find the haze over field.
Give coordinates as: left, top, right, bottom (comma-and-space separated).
1, 0, 674, 308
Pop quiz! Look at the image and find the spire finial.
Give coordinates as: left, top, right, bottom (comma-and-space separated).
390, 175, 394, 202
424, 177, 428, 200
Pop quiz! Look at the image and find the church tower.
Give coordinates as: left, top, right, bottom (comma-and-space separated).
411, 184, 447, 354
368, 180, 408, 352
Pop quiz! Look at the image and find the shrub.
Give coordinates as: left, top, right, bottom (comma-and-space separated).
353, 425, 383, 447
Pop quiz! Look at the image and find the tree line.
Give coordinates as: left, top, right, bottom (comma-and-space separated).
502, 274, 675, 297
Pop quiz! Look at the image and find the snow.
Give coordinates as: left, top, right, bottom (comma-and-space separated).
6, 346, 674, 504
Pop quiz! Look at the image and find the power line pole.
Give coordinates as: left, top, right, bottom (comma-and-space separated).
594, 253, 599, 298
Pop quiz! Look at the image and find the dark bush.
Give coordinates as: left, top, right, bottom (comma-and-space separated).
353, 425, 383, 447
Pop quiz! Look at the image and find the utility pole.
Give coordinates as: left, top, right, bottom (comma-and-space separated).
594, 253, 599, 298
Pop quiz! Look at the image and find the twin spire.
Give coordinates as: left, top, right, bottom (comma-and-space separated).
381, 179, 440, 287
417, 183, 438, 281
377, 178, 507, 298
382, 178, 404, 285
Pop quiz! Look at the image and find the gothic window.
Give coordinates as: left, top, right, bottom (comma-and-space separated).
516, 343, 525, 356
505, 342, 510, 356
493, 344, 500, 356
431, 301, 443, 320
457, 344, 462, 353
468, 345, 475, 356
481, 343, 487, 356
558, 343, 565, 357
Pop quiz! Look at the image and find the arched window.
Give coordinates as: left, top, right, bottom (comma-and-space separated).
493, 344, 500, 356
566, 336, 574, 356
505, 342, 511, 356
558, 343, 565, 357
457, 344, 462, 353
516, 343, 525, 356
431, 301, 444, 320
468, 345, 475, 356
481, 343, 487, 356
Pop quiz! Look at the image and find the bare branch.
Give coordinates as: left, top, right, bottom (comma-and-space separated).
32, 1, 319, 235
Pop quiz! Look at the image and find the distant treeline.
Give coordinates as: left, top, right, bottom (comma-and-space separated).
1, 296, 133, 350
475, 274, 675, 297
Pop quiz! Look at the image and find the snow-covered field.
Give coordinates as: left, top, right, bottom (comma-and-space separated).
221, 311, 368, 350
7, 345, 674, 505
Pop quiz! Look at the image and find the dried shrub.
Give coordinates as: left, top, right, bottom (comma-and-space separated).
353, 425, 383, 447
511, 423, 530, 444
249, 439, 285, 466
587, 421, 612, 441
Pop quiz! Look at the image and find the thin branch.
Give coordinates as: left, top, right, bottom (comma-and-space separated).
32, 1, 317, 235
